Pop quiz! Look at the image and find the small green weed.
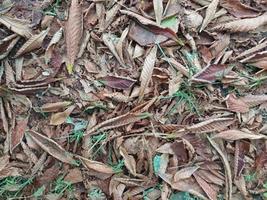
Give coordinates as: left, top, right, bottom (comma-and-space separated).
244, 172, 256, 182
43, 0, 62, 16
51, 175, 72, 194
110, 159, 125, 173
88, 187, 106, 200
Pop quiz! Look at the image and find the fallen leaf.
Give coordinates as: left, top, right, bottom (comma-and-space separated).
15, 29, 48, 57
11, 116, 28, 151
120, 146, 137, 176
50, 105, 76, 125
212, 130, 267, 140
64, 168, 83, 184
212, 12, 267, 32
153, 0, 163, 25
0, 15, 32, 38
27, 130, 76, 165
240, 94, 267, 107
65, 0, 83, 73
191, 64, 232, 83
100, 75, 136, 90
186, 118, 235, 133
79, 156, 114, 174
200, 0, 219, 32
139, 46, 157, 102
220, 0, 260, 18
40, 101, 72, 113
174, 166, 199, 181
225, 93, 249, 113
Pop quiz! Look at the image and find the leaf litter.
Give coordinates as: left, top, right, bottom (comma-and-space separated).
0, 0, 267, 199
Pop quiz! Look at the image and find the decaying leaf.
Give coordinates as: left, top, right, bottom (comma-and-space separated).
11, 116, 28, 151
174, 166, 199, 181
27, 130, 76, 165
40, 101, 72, 113
139, 46, 157, 102
225, 93, 249, 113
65, 0, 83, 73
15, 29, 48, 57
79, 156, 114, 174
119, 146, 137, 176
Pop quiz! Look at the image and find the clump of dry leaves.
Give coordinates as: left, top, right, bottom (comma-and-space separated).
0, 0, 267, 199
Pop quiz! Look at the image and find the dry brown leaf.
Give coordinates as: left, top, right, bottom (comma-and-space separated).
174, 166, 199, 181
220, 0, 260, 18
119, 147, 137, 176
186, 118, 234, 133
207, 137, 232, 200
85, 112, 144, 136
213, 12, 267, 32
240, 94, 267, 107
27, 130, 76, 165
162, 57, 189, 77
79, 156, 114, 174
0, 98, 9, 133
225, 93, 249, 113
11, 116, 28, 152
200, 0, 219, 32
0, 155, 9, 171
65, 0, 83, 73
0, 15, 32, 38
193, 172, 218, 200
15, 29, 48, 57
40, 101, 72, 113
242, 50, 267, 69
50, 105, 75, 125
139, 46, 157, 102
212, 130, 267, 140
153, 0, 163, 25
64, 168, 83, 184
236, 40, 267, 59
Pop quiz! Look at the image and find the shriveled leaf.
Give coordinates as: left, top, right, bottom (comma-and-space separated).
191, 64, 232, 83
27, 130, 76, 165
139, 46, 157, 102
220, 0, 260, 18
65, 0, 83, 73
79, 156, 114, 174
11, 116, 28, 151
100, 75, 136, 90
50, 105, 76, 125
15, 29, 48, 57
120, 147, 137, 176
212, 130, 267, 140
153, 0, 163, 25
40, 101, 72, 113
186, 118, 234, 133
225, 93, 249, 113
212, 12, 267, 32
174, 166, 199, 181
0, 15, 32, 38
200, 0, 219, 32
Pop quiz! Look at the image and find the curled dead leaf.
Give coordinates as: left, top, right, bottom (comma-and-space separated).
50, 105, 76, 125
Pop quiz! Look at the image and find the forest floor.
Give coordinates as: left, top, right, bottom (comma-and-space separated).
0, 0, 267, 199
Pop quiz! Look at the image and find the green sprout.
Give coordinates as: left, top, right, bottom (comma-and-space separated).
88, 187, 106, 200
51, 176, 72, 194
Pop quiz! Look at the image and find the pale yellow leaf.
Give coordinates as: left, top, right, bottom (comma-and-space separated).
139, 46, 157, 102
